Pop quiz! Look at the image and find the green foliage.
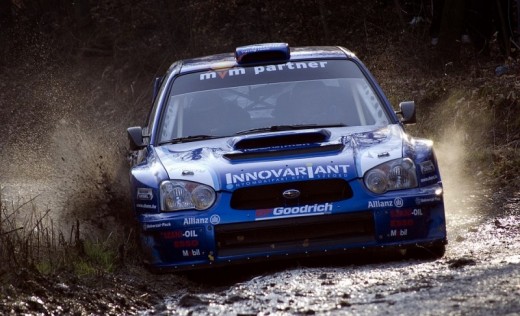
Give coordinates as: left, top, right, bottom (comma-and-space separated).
35, 261, 53, 275
74, 260, 97, 277
78, 238, 117, 276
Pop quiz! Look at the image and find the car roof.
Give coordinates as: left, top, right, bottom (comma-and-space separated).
178, 46, 356, 74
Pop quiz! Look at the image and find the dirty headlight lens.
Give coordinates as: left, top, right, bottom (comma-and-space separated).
160, 181, 216, 211
364, 158, 418, 194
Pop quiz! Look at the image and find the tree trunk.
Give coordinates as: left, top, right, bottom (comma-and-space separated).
70, 0, 91, 28
438, 0, 465, 64
0, 0, 12, 26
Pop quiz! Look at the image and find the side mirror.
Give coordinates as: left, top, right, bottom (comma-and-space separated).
397, 101, 416, 124
127, 126, 146, 150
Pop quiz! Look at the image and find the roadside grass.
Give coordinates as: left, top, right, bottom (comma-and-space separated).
0, 194, 133, 280
73, 238, 117, 277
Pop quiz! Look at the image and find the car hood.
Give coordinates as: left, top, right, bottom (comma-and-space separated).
154, 125, 406, 191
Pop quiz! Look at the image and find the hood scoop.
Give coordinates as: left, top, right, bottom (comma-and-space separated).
225, 129, 343, 161
233, 129, 331, 150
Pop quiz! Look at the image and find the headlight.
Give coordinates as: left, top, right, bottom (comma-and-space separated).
160, 181, 216, 211
364, 158, 418, 194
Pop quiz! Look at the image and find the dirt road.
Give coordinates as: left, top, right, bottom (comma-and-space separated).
142, 187, 520, 316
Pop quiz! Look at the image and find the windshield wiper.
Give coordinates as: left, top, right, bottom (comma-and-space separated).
235, 124, 346, 135
159, 135, 220, 145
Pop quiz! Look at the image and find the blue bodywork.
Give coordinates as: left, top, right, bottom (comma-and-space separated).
128, 44, 447, 271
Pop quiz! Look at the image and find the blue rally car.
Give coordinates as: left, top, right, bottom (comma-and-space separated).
127, 43, 447, 271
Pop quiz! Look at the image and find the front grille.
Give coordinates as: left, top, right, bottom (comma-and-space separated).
215, 212, 374, 257
230, 179, 353, 210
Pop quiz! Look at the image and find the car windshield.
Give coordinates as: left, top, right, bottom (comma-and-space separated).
157, 60, 390, 143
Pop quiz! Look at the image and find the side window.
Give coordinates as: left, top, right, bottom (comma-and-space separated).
160, 96, 184, 141
351, 79, 388, 126
150, 62, 181, 141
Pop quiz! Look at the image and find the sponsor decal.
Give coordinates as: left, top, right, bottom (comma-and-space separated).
368, 197, 404, 209
415, 196, 442, 205
174, 240, 200, 248
137, 188, 153, 200
183, 215, 221, 226
159, 227, 206, 255
253, 61, 328, 75
200, 61, 328, 81
368, 200, 393, 208
412, 208, 423, 216
210, 214, 221, 225
389, 229, 408, 237
225, 164, 349, 189
143, 222, 171, 230
184, 217, 209, 225
136, 203, 157, 210
390, 219, 414, 228
245, 143, 311, 152
200, 67, 246, 80
256, 208, 272, 218
420, 175, 439, 183
182, 249, 202, 257
390, 208, 423, 217
420, 160, 436, 174
182, 170, 195, 176
161, 230, 199, 239
256, 203, 333, 220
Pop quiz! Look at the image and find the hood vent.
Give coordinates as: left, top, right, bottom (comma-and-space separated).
232, 129, 331, 150
225, 129, 340, 161
224, 144, 344, 161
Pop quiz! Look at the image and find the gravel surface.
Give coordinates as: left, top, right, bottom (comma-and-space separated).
141, 188, 520, 316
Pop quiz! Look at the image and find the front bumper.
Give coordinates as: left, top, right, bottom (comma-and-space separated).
137, 183, 447, 271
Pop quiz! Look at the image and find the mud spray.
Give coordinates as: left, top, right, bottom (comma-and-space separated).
0, 60, 145, 249
431, 94, 491, 240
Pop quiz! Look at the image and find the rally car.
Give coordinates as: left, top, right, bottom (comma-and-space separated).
127, 43, 447, 271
